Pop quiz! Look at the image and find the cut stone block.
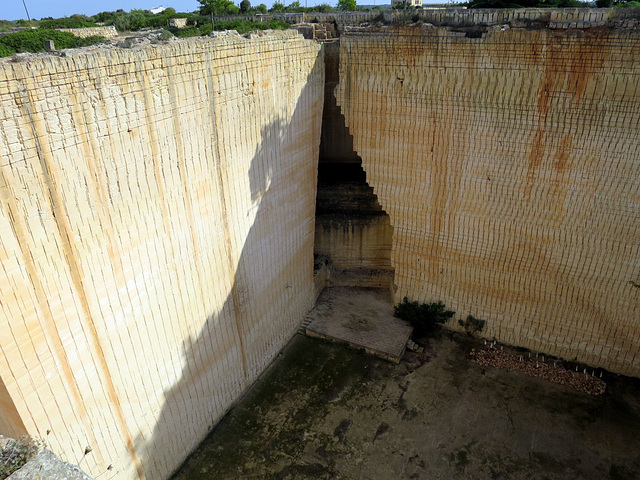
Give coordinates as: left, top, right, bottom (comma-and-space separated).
305, 287, 412, 363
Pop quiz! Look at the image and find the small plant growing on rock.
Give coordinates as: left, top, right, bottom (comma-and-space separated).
0, 436, 43, 479
394, 297, 455, 338
157, 29, 175, 42
458, 315, 486, 336
392, 11, 418, 26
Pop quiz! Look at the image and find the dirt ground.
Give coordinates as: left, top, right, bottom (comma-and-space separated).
171, 328, 640, 480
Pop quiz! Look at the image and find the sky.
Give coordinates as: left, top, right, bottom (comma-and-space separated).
3, 0, 404, 21
5, 1, 203, 20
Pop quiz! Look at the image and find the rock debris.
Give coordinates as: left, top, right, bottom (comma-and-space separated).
470, 343, 606, 396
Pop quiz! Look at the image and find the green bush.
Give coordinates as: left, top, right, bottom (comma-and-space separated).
315, 3, 334, 12
392, 10, 419, 25
103, 8, 182, 32
15, 20, 38, 27
0, 29, 78, 52
0, 30, 107, 55
39, 17, 99, 29
394, 297, 455, 338
214, 19, 290, 33
157, 29, 175, 41
458, 315, 486, 336
0, 20, 16, 33
171, 26, 205, 37
112, 11, 147, 31
0, 44, 16, 58
75, 35, 108, 47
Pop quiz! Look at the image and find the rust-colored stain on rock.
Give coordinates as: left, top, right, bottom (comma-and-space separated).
336, 25, 640, 380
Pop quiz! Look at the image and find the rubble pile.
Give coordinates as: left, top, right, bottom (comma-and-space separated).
470, 342, 606, 396
406, 339, 424, 354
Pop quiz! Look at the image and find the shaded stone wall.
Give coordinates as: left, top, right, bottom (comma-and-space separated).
336, 26, 640, 376
314, 164, 394, 288
319, 41, 358, 164
0, 32, 323, 479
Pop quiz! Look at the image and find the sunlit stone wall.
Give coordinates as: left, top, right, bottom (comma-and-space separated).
0, 32, 323, 479
337, 25, 640, 376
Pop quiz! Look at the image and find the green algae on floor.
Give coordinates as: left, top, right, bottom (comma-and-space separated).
171, 333, 640, 480
171, 336, 382, 479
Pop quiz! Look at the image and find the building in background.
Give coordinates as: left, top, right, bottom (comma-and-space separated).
391, 0, 424, 7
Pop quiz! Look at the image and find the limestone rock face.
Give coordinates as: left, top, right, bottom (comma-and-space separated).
0, 32, 323, 480
336, 26, 640, 377
8, 450, 94, 480
56, 26, 118, 39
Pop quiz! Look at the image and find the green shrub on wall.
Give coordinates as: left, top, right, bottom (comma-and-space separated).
458, 315, 486, 336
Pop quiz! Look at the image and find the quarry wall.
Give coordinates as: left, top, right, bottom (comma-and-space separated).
336, 25, 640, 377
319, 41, 358, 164
0, 31, 323, 480
56, 26, 119, 39
215, 7, 640, 29
3, 10, 640, 480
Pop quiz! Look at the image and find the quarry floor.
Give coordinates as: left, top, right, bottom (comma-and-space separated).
171, 298, 640, 480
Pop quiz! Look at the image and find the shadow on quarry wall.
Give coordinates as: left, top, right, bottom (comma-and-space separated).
314, 163, 394, 290
137, 57, 322, 480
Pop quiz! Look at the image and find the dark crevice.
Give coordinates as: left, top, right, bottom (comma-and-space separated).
316, 163, 387, 217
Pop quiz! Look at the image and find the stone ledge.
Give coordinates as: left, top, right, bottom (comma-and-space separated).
305, 287, 412, 364
56, 26, 118, 39
7, 450, 94, 480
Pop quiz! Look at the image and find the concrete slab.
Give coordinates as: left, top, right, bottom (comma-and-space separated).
304, 287, 413, 363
